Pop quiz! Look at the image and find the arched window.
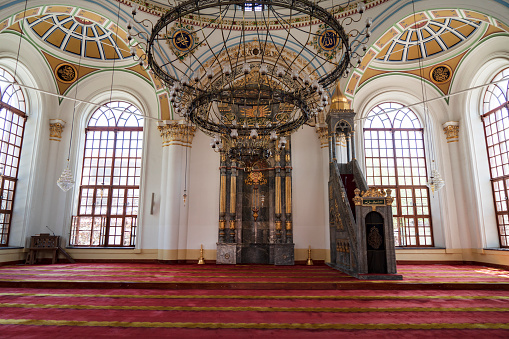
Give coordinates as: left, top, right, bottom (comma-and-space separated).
363, 102, 433, 247
70, 101, 143, 247
482, 67, 509, 248
0, 67, 26, 246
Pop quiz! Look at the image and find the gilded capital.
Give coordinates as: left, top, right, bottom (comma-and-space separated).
158, 120, 196, 147
49, 119, 66, 141
336, 133, 347, 147
443, 121, 459, 143
315, 125, 328, 148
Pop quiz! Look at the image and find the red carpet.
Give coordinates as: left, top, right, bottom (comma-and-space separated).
0, 263, 508, 337
0, 288, 507, 338
0, 263, 508, 289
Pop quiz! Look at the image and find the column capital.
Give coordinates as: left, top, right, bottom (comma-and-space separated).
157, 120, 196, 147
443, 121, 459, 143
336, 133, 347, 147
49, 119, 66, 141
315, 124, 329, 148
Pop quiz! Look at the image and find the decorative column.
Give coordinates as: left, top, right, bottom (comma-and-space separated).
48, 119, 66, 235
346, 132, 351, 162
229, 160, 237, 242
273, 137, 295, 265
275, 151, 283, 242
442, 121, 464, 249
284, 145, 293, 243
219, 153, 227, 243
49, 119, 66, 142
329, 132, 337, 163
316, 124, 331, 262
350, 130, 356, 160
157, 120, 196, 262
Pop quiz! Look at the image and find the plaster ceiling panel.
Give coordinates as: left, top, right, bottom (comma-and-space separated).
46, 28, 66, 48
64, 36, 82, 55
85, 40, 101, 59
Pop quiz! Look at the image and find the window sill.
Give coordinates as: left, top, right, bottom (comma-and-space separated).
396, 247, 445, 250
66, 246, 136, 249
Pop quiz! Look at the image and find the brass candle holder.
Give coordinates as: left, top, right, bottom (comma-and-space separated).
198, 244, 205, 265
307, 246, 313, 266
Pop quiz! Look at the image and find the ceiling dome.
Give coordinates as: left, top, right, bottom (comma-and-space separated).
27, 13, 132, 61
376, 18, 480, 62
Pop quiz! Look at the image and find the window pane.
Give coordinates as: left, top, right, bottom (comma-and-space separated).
483, 68, 509, 248
71, 102, 142, 247
0, 67, 26, 246
364, 102, 433, 247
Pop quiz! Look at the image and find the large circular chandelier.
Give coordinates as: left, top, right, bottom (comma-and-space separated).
130, 0, 371, 164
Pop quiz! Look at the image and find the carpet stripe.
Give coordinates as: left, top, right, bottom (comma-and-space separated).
0, 278, 507, 285
1, 292, 508, 300
0, 319, 508, 330
2, 273, 508, 279
2, 269, 506, 275
0, 273, 352, 279
0, 302, 508, 313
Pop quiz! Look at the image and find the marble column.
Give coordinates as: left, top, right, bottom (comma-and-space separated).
442, 121, 467, 249
336, 133, 348, 164
284, 142, 293, 243
157, 120, 196, 262
48, 119, 66, 236
316, 124, 331, 262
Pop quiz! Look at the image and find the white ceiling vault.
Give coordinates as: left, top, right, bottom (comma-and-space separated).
0, 0, 507, 115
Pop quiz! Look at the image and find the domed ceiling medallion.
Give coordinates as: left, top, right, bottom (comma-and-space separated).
430, 64, 452, 84
55, 63, 77, 83
310, 23, 343, 60
165, 23, 203, 61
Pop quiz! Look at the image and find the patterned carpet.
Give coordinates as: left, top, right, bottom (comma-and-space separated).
0, 288, 508, 338
0, 263, 507, 337
0, 263, 508, 289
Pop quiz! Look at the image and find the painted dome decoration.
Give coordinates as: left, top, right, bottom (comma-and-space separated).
376, 18, 480, 62
26, 14, 132, 61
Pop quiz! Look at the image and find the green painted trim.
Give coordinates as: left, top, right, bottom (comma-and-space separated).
2, 19, 139, 70
368, 23, 489, 72
358, 6, 507, 70
0, 5, 133, 64
1, 22, 157, 109
449, 32, 509, 89
0, 30, 60, 101
355, 72, 447, 103
60, 68, 155, 98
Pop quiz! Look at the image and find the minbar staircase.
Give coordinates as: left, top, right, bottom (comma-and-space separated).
326, 109, 402, 280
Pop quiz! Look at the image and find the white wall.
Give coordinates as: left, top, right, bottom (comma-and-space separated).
292, 125, 327, 258
186, 130, 220, 255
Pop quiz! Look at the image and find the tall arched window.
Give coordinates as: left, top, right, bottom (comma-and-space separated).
364, 102, 433, 247
482, 67, 509, 248
0, 68, 26, 246
70, 101, 143, 247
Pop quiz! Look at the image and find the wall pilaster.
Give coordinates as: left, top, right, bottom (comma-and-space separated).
157, 120, 196, 261
316, 124, 331, 262
441, 121, 469, 249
